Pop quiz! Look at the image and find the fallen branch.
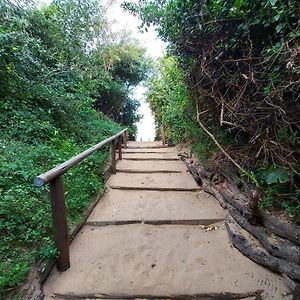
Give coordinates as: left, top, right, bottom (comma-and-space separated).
229, 207, 300, 264
196, 100, 248, 177
181, 159, 202, 186
259, 210, 300, 247
226, 214, 300, 281
183, 158, 300, 260
202, 183, 228, 209
214, 183, 300, 246
214, 184, 251, 219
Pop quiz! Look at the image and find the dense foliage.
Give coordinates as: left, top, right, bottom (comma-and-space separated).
146, 55, 231, 157
146, 56, 191, 142
92, 41, 150, 134
124, 0, 300, 220
0, 0, 150, 296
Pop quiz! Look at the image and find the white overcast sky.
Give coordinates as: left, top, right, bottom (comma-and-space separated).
37, 0, 165, 141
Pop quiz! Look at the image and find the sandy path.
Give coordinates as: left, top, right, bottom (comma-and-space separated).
43, 142, 291, 300
44, 224, 288, 298
123, 147, 176, 153
88, 189, 225, 222
107, 173, 200, 191
116, 160, 186, 173
122, 152, 180, 160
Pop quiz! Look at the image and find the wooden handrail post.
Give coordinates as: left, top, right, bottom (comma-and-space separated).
49, 176, 70, 271
111, 140, 117, 174
123, 131, 127, 148
118, 136, 122, 160
34, 128, 128, 273
161, 125, 166, 145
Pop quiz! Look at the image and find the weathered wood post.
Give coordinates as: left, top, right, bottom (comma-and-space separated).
123, 131, 128, 148
111, 140, 117, 174
161, 126, 166, 145
118, 136, 122, 160
34, 128, 127, 272
49, 175, 70, 271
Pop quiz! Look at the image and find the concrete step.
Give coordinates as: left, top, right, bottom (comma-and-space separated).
87, 189, 226, 223
107, 173, 201, 191
122, 147, 176, 153
43, 224, 289, 299
43, 141, 289, 300
123, 153, 179, 160
127, 141, 165, 149
116, 160, 186, 173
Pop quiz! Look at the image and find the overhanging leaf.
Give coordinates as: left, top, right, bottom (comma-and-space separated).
266, 168, 289, 184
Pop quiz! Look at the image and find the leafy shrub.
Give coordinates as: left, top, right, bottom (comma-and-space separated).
0, 0, 150, 297
0, 120, 117, 297
125, 0, 300, 220
146, 56, 197, 143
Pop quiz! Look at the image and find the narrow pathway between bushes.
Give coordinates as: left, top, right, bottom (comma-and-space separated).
43, 142, 290, 300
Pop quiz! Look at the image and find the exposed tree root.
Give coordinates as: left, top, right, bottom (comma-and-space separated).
183, 157, 300, 283
228, 207, 300, 264
225, 214, 300, 282
258, 210, 300, 247
183, 158, 300, 245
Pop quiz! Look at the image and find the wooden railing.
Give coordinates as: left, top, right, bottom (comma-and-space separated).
34, 128, 127, 271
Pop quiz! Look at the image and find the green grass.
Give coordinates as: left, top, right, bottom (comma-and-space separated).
0, 117, 120, 298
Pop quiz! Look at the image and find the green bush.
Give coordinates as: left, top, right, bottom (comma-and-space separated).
146, 55, 233, 162
0, 0, 150, 297
125, 0, 300, 221
146, 56, 197, 143
0, 117, 119, 297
